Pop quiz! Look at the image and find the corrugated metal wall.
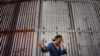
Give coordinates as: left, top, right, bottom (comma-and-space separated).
1, 0, 40, 56
0, 0, 100, 56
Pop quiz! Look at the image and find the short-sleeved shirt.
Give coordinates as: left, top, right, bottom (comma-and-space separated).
41, 42, 67, 56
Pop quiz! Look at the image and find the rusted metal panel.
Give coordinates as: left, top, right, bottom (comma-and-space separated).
0, 0, 39, 56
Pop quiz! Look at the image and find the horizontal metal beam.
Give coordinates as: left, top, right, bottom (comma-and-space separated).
0, 0, 37, 5
35, 29, 100, 33
0, 29, 35, 33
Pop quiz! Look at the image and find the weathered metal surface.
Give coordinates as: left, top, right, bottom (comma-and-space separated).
0, 0, 100, 56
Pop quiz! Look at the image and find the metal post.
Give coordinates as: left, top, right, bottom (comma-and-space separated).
36, 0, 43, 56
67, 1, 79, 56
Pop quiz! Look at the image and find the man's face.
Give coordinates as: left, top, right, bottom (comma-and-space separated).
56, 37, 63, 45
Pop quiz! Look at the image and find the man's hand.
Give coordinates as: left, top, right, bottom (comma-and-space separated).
38, 42, 46, 50
38, 43, 44, 48
65, 45, 70, 50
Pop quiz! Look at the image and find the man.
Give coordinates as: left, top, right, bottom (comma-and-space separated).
39, 35, 70, 56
